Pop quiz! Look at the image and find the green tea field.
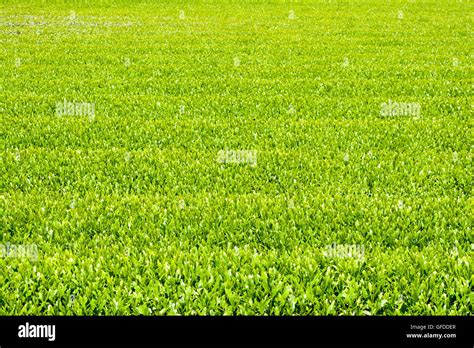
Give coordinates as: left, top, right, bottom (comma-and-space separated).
0, 0, 472, 315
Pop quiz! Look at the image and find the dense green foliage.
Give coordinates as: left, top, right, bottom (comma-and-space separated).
0, 0, 472, 315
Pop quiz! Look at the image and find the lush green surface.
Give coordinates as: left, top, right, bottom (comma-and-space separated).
0, 0, 472, 315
